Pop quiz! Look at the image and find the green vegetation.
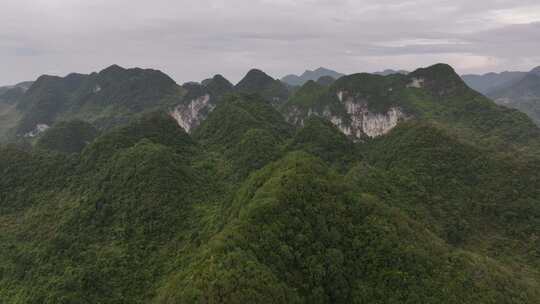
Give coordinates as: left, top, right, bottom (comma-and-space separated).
10, 65, 186, 137
35, 120, 99, 154
235, 69, 290, 105
1, 64, 540, 303
285, 63, 540, 154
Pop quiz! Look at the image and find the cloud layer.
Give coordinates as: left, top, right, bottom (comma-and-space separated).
1, 0, 539, 84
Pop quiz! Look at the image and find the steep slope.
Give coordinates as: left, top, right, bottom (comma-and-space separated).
281, 67, 345, 86
169, 74, 234, 133
283, 71, 410, 139
235, 69, 290, 106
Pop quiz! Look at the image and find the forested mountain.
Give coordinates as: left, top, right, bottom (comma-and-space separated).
1, 63, 540, 303
236, 69, 290, 106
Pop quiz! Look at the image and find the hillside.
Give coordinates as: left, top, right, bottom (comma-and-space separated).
1, 63, 540, 303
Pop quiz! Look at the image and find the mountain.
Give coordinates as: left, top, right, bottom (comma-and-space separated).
486, 67, 540, 125
235, 69, 290, 105
0, 66, 234, 142
0, 65, 187, 141
1, 86, 540, 303
169, 74, 234, 133
281, 67, 345, 86
462, 70, 528, 95
0, 82, 34, 141
283, 63, 540, 155
15, 65, 186, 137
1, 63, 540, 303
0, 81, 33, 101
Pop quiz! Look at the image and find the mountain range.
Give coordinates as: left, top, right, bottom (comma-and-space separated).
462, 67, 540, 125
281, 68, 409, 87
281, 67, 345, 86
1, 63, 540, 303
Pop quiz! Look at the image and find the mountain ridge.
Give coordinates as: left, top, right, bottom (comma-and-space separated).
281, 67, 345, 86
1, 88, 539, 302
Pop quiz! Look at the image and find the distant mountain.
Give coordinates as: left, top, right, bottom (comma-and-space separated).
488, 67, 540, 125
281, 67, 345, 86
0, 81, 33, 104
0, 82, 34, 141
461, 70, 528, 95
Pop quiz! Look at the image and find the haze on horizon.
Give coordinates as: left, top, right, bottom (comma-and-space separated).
1, 0, 540, 86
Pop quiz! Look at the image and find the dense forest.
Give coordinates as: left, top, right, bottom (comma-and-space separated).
0, 64, 539, 303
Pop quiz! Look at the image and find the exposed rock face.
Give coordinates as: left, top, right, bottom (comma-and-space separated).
286, 90, 406, 139
407, 78, 425, 88
170, 94, 213, 133
24, 123, 50, 137
362, 108, 403, 137
336, 90, 405, 138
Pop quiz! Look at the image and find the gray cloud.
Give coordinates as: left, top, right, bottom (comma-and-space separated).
1, 0, 540, 85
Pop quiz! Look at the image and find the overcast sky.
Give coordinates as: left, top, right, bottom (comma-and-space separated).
1, 0, 540, 85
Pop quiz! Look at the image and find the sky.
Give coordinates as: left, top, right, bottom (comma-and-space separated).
1, 0, 540, 85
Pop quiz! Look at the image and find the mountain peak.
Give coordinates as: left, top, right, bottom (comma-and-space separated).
312, 67, 335, 74
236, 69, 276, 90
235, 69, 289, 105
201, 74, 234, 97
244, 68, 273, 79
409, 63, 466, 96
100, 64, 126, 75
411, 63, 461, 82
